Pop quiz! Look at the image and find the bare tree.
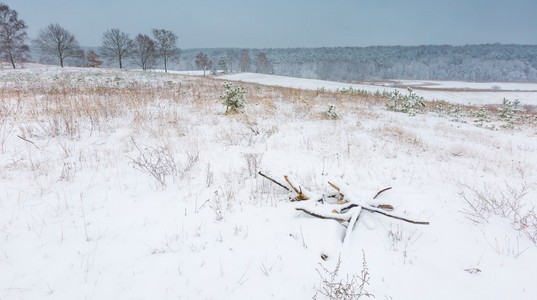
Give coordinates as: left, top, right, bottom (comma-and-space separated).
226, 49, 235, 73
133, 34, 156, 70
0, 3, 29, 68
255, 52, 272, 74
195, 52, 212, 76
33, 23, 81, 67
239, 49, 250, 72
100, 28, 133, 69
151, 28, 179, 73
218, 57, 227, 73
86, 50, 102, 68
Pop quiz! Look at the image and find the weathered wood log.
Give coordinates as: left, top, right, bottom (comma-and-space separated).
284, 175, 310, 201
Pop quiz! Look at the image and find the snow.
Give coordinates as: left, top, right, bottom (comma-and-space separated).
1, 66, 536, 300
221, 73, 537, 106
372, 79, 537, 91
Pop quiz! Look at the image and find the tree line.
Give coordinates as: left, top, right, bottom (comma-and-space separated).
1, 3, 273, 75
0, 3, 180, 72
193, 49, 272, 76
3, 3, 536, 81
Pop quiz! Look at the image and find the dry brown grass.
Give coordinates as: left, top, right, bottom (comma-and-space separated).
208, 77, 384, 120
376, 123, 425, 149
2, 69, 533, 148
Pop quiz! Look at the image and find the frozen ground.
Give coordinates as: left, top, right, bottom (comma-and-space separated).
1, 66, 536, 299
221, 73, 537, 106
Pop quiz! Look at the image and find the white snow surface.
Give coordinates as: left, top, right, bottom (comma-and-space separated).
221, 73, 537, 106
0, 66, 536, 300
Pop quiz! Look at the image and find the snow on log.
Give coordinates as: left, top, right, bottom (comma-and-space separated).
260, 171, 430, 242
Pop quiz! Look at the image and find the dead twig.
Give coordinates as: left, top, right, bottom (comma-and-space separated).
343, 204, 429, 225
373, 187, 392, 199
285, 175, 309, 201
297, 205, 429, 225
296, 208, 349, 222
17, 135, 39, 149
258, 171, 290, 192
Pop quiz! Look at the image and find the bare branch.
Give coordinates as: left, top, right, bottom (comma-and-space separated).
373, 187, 392, 199
344, 207, 362, 243
17, 135, 39, 149
295, 207, 349, 222
258, 171, 290, 192
285, 175, 309, 201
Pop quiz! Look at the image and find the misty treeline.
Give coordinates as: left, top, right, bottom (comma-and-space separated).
3, 2, 537, 82
0, 3, 180, 73
30, 26, 180, 73
177, 45, 537, 82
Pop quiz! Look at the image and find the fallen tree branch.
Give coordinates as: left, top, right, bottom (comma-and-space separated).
344, 207, 362, 243
260, 172, 429, 244
344, 204, 429, 225
17, 135, 39, 149
327, 181, 341, 193
376, 204, 394, 211
327, 181, 345, 203
373, 187, 392, 199
295, 208, 349, 222
258, 171, 290, 192
297, 205, 429, 225
285, 175, 309, 201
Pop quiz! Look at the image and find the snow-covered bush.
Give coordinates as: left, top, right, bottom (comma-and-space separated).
447, 104, 465, 123
386, 88, 425, 116
129, 140, 177, 187
325, 104, 339, 120
471, 107, 491, 127
461, 183, 537, 244
497, 98, 521, 128
316, 87, 328, 94
337, 86, 371, 96
220, 81, 246, 113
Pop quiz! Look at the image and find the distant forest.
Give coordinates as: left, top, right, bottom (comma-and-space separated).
3, 3, 534, 82
175, 44, 537, 82
32, 44, 537, 82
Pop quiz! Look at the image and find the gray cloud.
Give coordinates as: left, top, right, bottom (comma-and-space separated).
5, 0, 537, 47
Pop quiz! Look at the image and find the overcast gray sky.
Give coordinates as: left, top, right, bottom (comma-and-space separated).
4, 0, 537, 48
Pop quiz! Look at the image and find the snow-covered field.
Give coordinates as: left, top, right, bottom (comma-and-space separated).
222, 73, 537, 106
1, 66, 536, 300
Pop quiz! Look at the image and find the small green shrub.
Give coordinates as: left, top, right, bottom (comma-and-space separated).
325, 104, 339, 120
471, 107, 491, 127
386, 88, 426, 116
497, 98, 521, 129
337, 86, 371, 96
220, 81, 246, 113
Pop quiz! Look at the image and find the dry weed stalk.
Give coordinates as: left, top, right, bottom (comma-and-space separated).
243, 152, 263, 177
129, 139, 177, 187
378, 124, 424, 149
461, 183, 537, 244
314, 252, 373, 300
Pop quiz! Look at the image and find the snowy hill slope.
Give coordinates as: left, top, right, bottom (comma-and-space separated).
0, 67, 536, 299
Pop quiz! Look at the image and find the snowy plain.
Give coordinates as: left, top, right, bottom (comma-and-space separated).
0, 66, 536, 300
221, 73, 537, 106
